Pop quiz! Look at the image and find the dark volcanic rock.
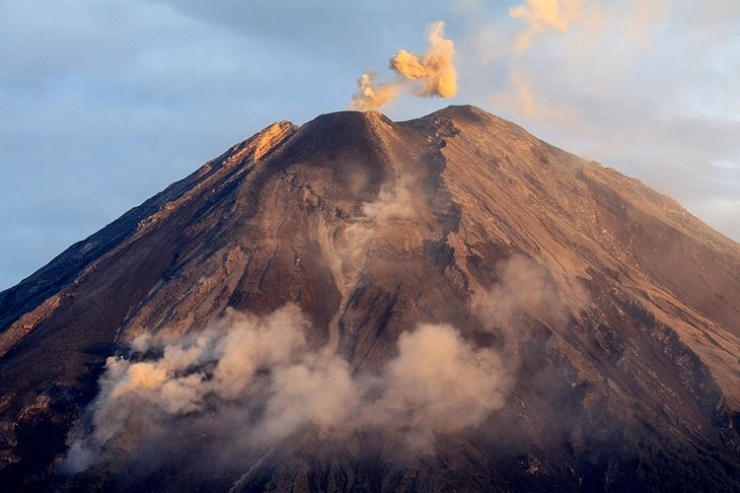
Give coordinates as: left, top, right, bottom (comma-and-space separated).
1, 105, 739, 492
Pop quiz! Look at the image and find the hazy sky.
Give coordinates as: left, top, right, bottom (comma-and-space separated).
1, 0, 738, 290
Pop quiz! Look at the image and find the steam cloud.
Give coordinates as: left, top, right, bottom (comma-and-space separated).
351, 21, 458, 110
63, 304, 507, 474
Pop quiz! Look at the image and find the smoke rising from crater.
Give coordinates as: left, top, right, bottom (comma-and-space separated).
62, 304, 508, 475
352, 71, 399, 112
351, 21, 458, 110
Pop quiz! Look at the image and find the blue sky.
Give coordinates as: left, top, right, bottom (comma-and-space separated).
1, 0, 738, 290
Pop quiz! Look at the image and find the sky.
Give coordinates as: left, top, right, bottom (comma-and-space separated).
0, 0, 738, 291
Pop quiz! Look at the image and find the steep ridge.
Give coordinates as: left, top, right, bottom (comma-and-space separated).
416, 105, 740, 406
0, 120, 298, 482
0, 120, 297, 352
0, 106, 739, 491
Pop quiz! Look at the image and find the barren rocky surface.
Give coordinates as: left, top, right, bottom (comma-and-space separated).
1, 105, 739, 491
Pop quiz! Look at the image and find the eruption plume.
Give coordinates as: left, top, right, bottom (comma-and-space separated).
352, 71, 399, 112
351, 21, 458, 110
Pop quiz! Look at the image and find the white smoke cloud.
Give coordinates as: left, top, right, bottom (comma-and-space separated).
476, 0, 602, 124
342, 174, 418, 257
321, 174, 420, 295
62, 305, 312, 473
255, 351, 360, 444
390, 21, 457, 99
472, 255, 567, 332
350, 21, 458, 111
363, 323, 506, 453
62, 303, 508, 474
361, 174, 418, 223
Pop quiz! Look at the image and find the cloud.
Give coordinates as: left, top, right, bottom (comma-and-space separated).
359, 174, 418, 226
62, 303, 509, 475
509, 0, 590, 52
449, 1, 739, 242
62, 305, 312, 473
256, 351, 360, 444
488, 0, 603, 120
490, 67, 580, 130
351, 21, 458, 110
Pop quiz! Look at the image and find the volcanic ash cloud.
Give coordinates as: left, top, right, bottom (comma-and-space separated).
351, 21, 458, 110
62, 304, 508, 474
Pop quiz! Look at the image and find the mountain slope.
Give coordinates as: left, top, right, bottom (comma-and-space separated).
1, 105, 739, 491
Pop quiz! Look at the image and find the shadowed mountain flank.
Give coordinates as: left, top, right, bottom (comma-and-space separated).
1, 105, 739, 492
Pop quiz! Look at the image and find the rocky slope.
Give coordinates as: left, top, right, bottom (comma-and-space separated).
1, 105, 739, 492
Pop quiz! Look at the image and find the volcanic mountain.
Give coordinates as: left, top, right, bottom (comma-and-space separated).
1, 105, 739, 492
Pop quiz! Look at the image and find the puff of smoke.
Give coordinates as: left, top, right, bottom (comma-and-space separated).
62, 305, 311, 473
390, 21, 457, 99
256, 351, 360, 444
350, 21, 458, 110
62, 305, 508, 474
340, 174, 419, 272
351, 71, 400, 112
472, 255, 567, 334
362, 174, 418, 223
362, 323, 506, 454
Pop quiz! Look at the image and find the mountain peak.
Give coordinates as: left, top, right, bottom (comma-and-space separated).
1, 105, 740, 491
430, 103, 491, 121
251, 120, 296, 161
300, 109, 395, 139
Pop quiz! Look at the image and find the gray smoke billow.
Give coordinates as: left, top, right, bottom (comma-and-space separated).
62, 303, 508, 474
472, 255, 568, 331
61, 177, 567, 478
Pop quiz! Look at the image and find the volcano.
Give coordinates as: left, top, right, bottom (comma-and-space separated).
1, 105, 739, 492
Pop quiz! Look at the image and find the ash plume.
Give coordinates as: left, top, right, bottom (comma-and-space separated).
352, 71, 398, 112
62, 304, 508, 475
351, 21, 458, 110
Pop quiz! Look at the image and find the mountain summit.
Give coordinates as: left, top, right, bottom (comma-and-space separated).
1, 105, 739, 491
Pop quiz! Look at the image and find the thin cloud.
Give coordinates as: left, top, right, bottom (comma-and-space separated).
452, 0, 740, 241
509, 0, 591, 52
